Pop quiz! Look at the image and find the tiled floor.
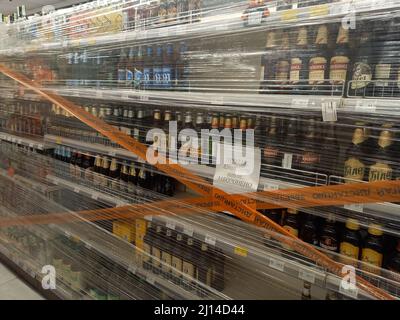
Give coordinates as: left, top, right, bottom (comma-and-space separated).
0, 263, 44, 300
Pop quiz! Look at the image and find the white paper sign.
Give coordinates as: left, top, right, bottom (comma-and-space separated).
213, 144, 261, 195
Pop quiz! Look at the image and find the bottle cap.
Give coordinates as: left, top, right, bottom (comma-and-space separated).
346, 219, 360, 231
368, 224, 383, 236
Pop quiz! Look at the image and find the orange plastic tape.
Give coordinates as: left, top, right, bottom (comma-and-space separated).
0, 64, 394, 300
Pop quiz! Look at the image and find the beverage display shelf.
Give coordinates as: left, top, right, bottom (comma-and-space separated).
46, 174, 130, 207
0, 131, 48, 151
34, 86, 400, 116
2, 0, 399, 56
45, 134, 141, 162
146, 213, 375, 300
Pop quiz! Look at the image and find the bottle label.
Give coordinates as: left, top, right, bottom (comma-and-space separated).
152, 247, 161, 270
283, 226, 298, 237
369, 162, 393, 182
378, 130, 393, 149
320, 237, 338, 252
344, 157, 365, 181
351, 62, 372, 89
143, 68, 151, 86
162, 66, 172, 88
309, 57, 327, 84
375, 64, 391, 81
276, 60, 290, 82
161, 251, 172, 272
134, 128, 140, 140
264, 146, 279, 158
340, 242, 360, 263
182, 261, 195, 277
143, 243, 151, 263
171, 256, 183, 276
329, 56, 349, 83
300, 152, 320, 165
361, 248, 383, 271
290, 58, 302, 83
315, 25, 328, 44
153, 67, 163, 87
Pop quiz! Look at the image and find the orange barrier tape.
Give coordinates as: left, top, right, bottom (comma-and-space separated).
0, 64, 394, 300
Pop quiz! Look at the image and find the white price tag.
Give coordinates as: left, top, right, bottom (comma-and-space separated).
65, 231, 71, 238
73, 187, 80, 193
52, 177, 59, 185
344, 203, 364, 213
339, 283, 359, 299
291, 98, 309, 108
282, 153, 293, 169
147, 215, 153, 221
299, 269, 316, 284
29, 143, 34, 148
128, 264, 137, 274
108, 151, 116, 157
321, 99, 338, 122
121, 92, 129, 100
263, 183, 279, 191
205, 234, 216, 246
269, 258, 284, 271
183, 226, 194, 237
355, 99, 377, 113
91, 193, 99, 200
166, 220, 176, 230
248, 11, 262, 25
139, 95, 149, 101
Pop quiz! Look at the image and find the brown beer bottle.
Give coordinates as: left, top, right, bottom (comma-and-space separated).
361, 224, 384, 275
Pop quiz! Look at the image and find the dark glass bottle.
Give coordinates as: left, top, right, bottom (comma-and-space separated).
261, 30, 280, 93
388, 240, 400, 282
143, 45, 154, 90
160, 228, 173, 279
263, 116, 283, 168
301, 282, 312, 300
182, 237, 197, 291
320, 121, 340, 177
151, 225, 163, 275
290, 26, 310, 92
329, 26, 351, 93
368, 124, 395, 182
171, 232, 185, 285
348, 24, 374, 97
319, 213, 339, 254
343, 122, 369, 183
361, 224, 384, 275
339, 218, 362, 267
282, 208, 300, 251
309, 25, 329, 94
300, 214, 319, 246
297, 118, 320, 173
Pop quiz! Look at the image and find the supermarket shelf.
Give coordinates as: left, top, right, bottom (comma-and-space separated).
0, 131, 49, 151
146, 213, 373, 300
46, 174, 130, 207
45, 134, 141, 162
2, 0, 400, 56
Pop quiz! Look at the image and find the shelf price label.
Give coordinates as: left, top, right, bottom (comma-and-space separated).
234, 246, 248, 257
73, 187, 80, 194
299, 269, 316, 284
321, 99, 338, 122
166, 220, 176, 230
269, 258, 284, 271
263, 183, 279, 191
205, 234, 217, 246
96, 90, 103, 99
282, 153, 293, 169
248, 11, 263, 25
91, 192, 99, 200
291, 98, 309, 108
183, 226, 194, 237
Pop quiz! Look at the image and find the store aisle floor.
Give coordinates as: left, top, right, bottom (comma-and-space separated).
0, 263, 44, 300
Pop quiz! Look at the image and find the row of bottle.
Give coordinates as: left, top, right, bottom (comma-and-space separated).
260, 20, 400, 97
58, 41, 190, 90
265, 208, 400, 278
52, 148, 176, 197
139, 221, 225, 296
48, 103, 400, 181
